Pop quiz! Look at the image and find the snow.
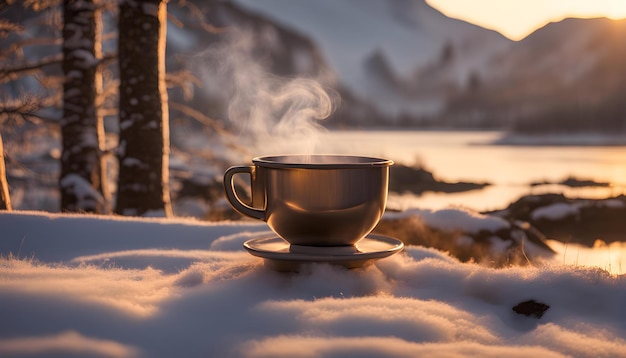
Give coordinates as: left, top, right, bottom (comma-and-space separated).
63, 23, 90, 50
121, 157, 145, 168
599, 199, 626, 209
1, 210, 624, 357
388, 207, 511, 233
59, 174, 105, 210
70, 49, 99, 69
119, 119, 135, 131
531, 199, 624, 220
531, 203, 579, 221
67, 70, 83, 79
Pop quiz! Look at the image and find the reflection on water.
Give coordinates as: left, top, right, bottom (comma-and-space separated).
318, 130, 626, 212
312, 129, 626, 274
547, 240, 626, 275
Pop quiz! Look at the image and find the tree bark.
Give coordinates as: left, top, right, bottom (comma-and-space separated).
0, 134, 11, 211
115, 0, 172, 216
60, 0, 108, 213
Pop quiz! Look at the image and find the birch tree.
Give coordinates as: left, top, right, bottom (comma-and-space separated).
115, 0, 172, 216
0, 134, 10, 211
59, 0, 108, 213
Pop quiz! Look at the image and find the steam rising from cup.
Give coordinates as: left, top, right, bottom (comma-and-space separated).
194, 30, 339, 155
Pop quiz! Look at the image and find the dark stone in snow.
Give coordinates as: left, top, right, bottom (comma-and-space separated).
512, 300, 550, 318
389, 164, 490, 195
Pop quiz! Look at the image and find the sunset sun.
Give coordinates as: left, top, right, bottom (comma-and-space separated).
427, 0, 626, 40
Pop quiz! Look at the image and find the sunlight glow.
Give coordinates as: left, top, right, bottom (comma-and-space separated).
426, 0, 626, 40
0, 258, 174, 317
0, 331, 139, 358
547, 240, 626, 275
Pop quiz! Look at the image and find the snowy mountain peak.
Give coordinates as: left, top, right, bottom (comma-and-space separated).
233, 0, 511, 119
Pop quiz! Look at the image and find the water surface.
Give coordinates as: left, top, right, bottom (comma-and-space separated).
317, 130, 626, 211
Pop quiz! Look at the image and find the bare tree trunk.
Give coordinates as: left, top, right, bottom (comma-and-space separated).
0, 134, 11, 211
115, 0, 172, 216
60, 0, 108, 213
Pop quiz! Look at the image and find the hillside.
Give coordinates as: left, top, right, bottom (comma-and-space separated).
221, 2, 626, 131
233, 0, 511, 122
445, 17, 626, 132
3, 1, 625, 131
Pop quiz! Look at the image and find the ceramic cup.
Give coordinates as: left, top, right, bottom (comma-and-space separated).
224, 155, 393, 246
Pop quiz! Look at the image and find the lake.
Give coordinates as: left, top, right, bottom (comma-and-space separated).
313, 129, 626, 275
315, 130, 626, 212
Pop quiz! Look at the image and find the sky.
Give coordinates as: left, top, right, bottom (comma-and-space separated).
1, 210, 625, 357
426, 0, 626, 40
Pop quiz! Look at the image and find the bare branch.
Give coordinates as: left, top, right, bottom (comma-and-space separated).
34, 73, 64, 90
0, 19, 25, 38
22, 0, 62, 12
165, 70, 201, 101
167, 11, 185, 29
0, 37, 61, 61
169, 101, 224, 133
99, 51, 117, 67
102, 31, 116, 42
99, 76, 119, 108
0, 53, 63, 84
169, 101, 246, 155
172, 0, 227, 34
99, 107, 118, 118
0, 93, 59, 125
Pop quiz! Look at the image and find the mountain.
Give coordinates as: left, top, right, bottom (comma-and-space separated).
6, 1, 623, 131
446, 17, 626, 132
232, 0, 512, 122
219, 2, 626, 132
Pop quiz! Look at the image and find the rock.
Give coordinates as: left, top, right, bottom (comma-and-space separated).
487, 194, 626, 246
389, 164, 490, 195
374, 208, 555, 267
512, 300, 550, 318
530, 176, 610, 188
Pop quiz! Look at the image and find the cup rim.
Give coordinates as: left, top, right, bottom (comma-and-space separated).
252, 154, 393, 169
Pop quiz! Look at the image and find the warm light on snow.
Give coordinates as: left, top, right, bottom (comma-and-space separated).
0, 211, 624, 357
548, 240, 626, 275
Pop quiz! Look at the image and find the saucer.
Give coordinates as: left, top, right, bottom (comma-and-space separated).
243, 234, 404, 271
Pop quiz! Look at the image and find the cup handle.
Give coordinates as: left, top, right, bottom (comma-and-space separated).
223, 166, 266, 221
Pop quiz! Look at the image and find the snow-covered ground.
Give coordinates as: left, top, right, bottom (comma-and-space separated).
1, 210, 624, 357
